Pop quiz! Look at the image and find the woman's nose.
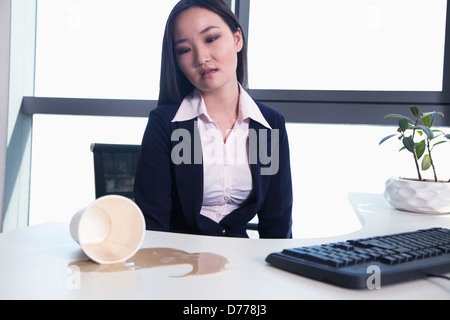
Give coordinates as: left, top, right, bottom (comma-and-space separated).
193, 46, 210, 67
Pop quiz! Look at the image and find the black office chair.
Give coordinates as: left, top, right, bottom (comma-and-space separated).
90, 143, 141, 200
90, 142, 258, 232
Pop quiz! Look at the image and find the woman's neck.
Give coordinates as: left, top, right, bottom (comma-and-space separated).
202, 82, 239, 121
201, 82, 240, 142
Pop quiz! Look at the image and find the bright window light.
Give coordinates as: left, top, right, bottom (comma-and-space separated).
248, 0, 447, 91
35, 0, 179, 99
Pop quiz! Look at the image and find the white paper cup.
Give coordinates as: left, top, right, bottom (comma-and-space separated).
70, 195, 146, 264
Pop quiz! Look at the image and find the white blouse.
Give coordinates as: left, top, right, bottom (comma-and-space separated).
172, 85, 271, 223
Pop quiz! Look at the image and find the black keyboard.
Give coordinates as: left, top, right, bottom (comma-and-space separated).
265, 228, 450, 289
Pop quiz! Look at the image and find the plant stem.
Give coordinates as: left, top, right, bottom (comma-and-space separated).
411, 116, 423, 181
413, 149, 423, 181
426, 142, 438, 182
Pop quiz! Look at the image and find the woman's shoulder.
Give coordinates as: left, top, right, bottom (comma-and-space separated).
149, 103, 181, 120
253, 100, 286, 126
144, 104, 182, 135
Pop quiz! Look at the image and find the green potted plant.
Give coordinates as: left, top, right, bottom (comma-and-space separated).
380, 105, 450, 214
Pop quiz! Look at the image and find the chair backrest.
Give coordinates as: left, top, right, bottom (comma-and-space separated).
90, 143, 141, 200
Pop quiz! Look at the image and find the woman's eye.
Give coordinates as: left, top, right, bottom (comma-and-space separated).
206, 35, 220, 43
176, 48, 190, 55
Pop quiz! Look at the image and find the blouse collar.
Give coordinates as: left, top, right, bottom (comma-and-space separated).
171, 83, 271, 129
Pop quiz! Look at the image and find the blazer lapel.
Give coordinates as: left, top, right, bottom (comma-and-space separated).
249, 119, 272, 194
172, 119, 203, 230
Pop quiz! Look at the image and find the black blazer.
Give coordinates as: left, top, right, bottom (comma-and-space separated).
134, 100, 293, 238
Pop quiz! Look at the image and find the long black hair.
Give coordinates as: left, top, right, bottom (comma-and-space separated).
158, 0, 248, 106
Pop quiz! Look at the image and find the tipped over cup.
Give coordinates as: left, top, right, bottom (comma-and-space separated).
70, 195, 146, 264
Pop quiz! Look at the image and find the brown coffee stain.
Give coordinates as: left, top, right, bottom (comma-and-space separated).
69, 248, 229, 277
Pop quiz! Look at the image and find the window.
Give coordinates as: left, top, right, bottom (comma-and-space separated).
30, 0, 177, 224
248, 0, 447, 92
29, 114, 148, 225
35, 0, 179, 99
26, 0, 450, 237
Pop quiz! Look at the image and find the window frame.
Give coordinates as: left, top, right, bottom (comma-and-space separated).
243, 0, 450, 125
21, 0, 450, 126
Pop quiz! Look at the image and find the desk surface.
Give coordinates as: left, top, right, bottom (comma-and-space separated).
1, 192, 450, 300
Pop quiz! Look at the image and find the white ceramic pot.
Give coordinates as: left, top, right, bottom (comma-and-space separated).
384, 177, 450, 214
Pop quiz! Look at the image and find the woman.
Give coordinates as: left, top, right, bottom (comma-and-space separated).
134, 0, 292, 238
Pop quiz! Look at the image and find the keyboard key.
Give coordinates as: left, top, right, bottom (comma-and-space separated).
345, 253, 362, 264
326, 259, 346, 268
355, 253, 373, 262
392, 254, 407, 263
301, 252, 330, 264
393, 246, 413, 253
297, 252, 348, 268
282, 248, 307, 259
399, 253, 414, 261
408, 251, 422, 260
438, 245, 450, 253
332, 242, 354, 251
355, 239, 397, 250
380, 256, 398, 265
416, 250, 430, 258
354, 248, 382, 260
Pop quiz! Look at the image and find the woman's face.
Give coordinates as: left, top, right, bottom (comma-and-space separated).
173, 7, 243, 96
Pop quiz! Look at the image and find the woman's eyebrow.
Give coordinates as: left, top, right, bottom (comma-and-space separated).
174, 26, 220, 45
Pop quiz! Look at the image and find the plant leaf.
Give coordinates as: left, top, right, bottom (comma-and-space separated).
384, 114, 406, 119
421, 114, 434, 128
415, 140, 426, 159
379, 134, 398, 145
415, 125, 434, 139
421, 111, 444, 127
421, 154, 431, 171
410, 105, 419, 118
402, 136, 415, 153
398, 118, 409, 132
384, 114, 412, 123
422, 111, 444, 118
431, 140, 448, 151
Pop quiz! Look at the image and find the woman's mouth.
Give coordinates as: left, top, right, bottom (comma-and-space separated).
201, 68, 218, 78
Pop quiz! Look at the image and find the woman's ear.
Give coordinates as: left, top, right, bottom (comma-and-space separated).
234, 28, 244, 53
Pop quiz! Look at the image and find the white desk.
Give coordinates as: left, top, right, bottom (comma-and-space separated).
1, 192, 450, 300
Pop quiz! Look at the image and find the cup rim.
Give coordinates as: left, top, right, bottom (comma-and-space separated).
77, 195, 146, 264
